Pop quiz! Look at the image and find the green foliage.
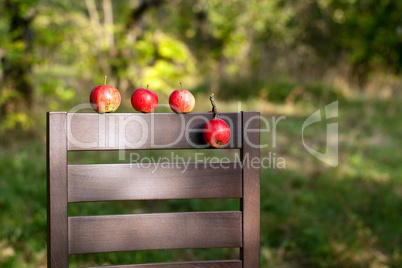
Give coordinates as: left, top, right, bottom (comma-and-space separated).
139, 32, 196, 92
0, 0, 402, 266
0, 143, 46, 267
1, 0, 401, 131
330, 0, 402, 74
0, 112, 33, 132
205, 77, 345, 104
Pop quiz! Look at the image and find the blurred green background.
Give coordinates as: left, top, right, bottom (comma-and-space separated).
0, 0, 401, 267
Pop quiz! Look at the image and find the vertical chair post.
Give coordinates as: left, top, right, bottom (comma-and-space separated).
241, 111, 260, 267
47, 112, 68, 267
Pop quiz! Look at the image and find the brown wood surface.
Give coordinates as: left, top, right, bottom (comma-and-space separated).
79, 260, 242, 268
47, 112, 69, 268
68, 212, 242, 254
48, 111, 260, 267
68, 162, 242, 202
67, 113, 241, 150
241, 111, 261, 267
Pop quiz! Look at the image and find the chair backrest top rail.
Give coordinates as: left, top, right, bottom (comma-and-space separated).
61, 112, 243, 151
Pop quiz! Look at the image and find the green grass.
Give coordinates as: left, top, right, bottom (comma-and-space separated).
0, 89, 401, 267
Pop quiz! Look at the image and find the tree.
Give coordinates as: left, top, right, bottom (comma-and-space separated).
0, 0, 37, 123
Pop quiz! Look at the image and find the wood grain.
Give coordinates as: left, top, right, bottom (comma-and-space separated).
67, 113, 241, 150
48, 111, 261, 267
68, 212, 242, 254
78, 260, 242, 268
68, 162, 242, 202
241, 111, 261, 267
47, 112, 69, 268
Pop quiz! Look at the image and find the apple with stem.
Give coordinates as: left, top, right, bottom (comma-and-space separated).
169, 82, 195, 113
203, 93, 231, 148
90, 76, 121, 113
131, 84, 158, 113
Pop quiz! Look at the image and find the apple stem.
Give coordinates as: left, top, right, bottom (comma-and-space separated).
104, 75, 107, 85
209, 93, 218, 119
180, 82, 183, 90
147, 84, 149, 90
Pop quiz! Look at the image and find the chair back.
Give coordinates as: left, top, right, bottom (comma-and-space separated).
47, 111, 260, 267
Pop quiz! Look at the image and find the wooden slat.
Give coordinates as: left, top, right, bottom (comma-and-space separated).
68, 212, 242, 254
68, 162, 242, 202
47, 112, 69, 267
241, 111, 261, 267
67, 113, 241, 150
78, 260, 242, 268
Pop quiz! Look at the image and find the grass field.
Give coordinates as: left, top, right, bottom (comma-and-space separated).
0, 88, 401, 267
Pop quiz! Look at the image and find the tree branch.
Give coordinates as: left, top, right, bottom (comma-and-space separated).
126, 0, 166, 30
85, 0, 103, 51
103, 0, 115, 52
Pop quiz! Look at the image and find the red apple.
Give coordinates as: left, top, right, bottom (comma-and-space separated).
203, 94, 231, 148
90, 76, 121, 113
169, 82, 195, 113
131, 85, 158, 113
203, 118, 231, 148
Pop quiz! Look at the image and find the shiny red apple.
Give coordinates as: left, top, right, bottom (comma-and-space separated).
90, 76, 121, 113
203, 94, 231, 148
203, 118, 231, 148
169, 82, 195, 113
131, 85, 158, 113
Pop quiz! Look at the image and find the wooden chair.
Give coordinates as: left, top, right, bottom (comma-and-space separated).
47, 111, 260, 267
